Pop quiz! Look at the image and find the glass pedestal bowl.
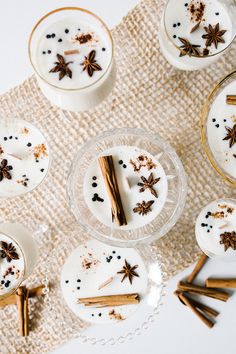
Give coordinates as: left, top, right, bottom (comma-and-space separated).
67, 128, 187, 247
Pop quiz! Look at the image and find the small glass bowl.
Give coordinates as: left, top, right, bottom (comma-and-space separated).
67, 128, 187, 247
201, 70, 236, 188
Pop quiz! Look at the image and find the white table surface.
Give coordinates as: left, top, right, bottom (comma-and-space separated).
1, 1, 236, 354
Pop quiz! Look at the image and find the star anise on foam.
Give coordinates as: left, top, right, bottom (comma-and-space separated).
137, 172, 160, 198
117, 259, 139, 284
49, 54, 73, 80
0, 159, 13, 182
0, 241, 19, 262
81, 50, 102, 77
223, 124, 236, 148
133, 200, 154, 216
178, 37, 201, 57
202, 23, 227, 49
219, 231, 236, 252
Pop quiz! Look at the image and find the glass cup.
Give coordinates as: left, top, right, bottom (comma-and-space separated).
159, 0, 236, 70
201, 70, 236, 187
28, 7, 116, 112
0, 223, 38, 300
67, 128, 188, 247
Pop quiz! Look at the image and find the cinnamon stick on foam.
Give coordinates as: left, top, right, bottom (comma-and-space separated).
99, 155, 127, 226
226, 95, 236, 105
78, 293, 139, 308
206, 278, 236, 289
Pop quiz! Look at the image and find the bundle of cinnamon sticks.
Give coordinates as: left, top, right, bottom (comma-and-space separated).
0, 284, 46, 336
174, 254, 236, 328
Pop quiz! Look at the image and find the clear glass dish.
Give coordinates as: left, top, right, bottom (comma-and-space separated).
57, 228, 166, 345
201, 70, 236, 187
67, 128, 188, 247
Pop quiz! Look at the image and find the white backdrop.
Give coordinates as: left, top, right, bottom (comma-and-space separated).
1, 1, 236, 353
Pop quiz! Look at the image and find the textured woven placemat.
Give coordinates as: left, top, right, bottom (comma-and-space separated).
0, 0, 236, 352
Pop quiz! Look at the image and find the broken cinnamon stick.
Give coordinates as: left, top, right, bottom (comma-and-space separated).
190, 21, 201, 33
178, 293, 214, 328
16, 286, 28, 336
178, 281, 229, 302
99, 155, 127, 226
174, 290, 219, 317
187, 253, 208, 283
78, 293, 139, 307
0, 284, 45, 308
226, 95, 236, 105
64, 49, 80, 55
206, 278, 236, 289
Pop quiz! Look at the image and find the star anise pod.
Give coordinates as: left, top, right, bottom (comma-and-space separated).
0, 241, 19, 262
137, 173, 160, 198
49, 54, 73, 80
0, 159, 13, 182
222, 124, 236, 148
133, 200, 154, 216
219, 231, 236, 252
178, 37, 201, 57
117, 259, 139, 284
202, 23, 227, 49
81, 50, 102, 77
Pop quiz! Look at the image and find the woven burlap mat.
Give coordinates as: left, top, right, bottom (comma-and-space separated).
0, 0, 236, 352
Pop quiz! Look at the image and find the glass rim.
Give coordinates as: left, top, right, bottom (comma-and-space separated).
200, 69, 236, 187
0, 229, 26, 301
163, 0, 236, 59
28, 7, 114, 92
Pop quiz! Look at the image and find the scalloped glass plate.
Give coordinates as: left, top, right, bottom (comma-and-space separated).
57, 228, 165, 345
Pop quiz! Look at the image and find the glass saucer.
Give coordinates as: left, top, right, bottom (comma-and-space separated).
58, 228, 165, 345
67, 128, 187, 247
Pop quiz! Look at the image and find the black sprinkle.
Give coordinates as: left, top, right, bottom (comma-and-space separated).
117, 255, 121, 259
46, 34, 51, 39
223, 119, 227, 122
92, 197, 96, 202
215, 124, 220, 128
5, 283, 9, 288
65, 29, 69, 33
40, 169, 45, 173
9, 136, 13, 139
119, 160, 123, 165
48, 50, 51, 54
27, 142, 32, 147
177, 22, 181, 26
123, 164, 127, 168
106, 257, 110, 263
97, 197, 104, 202
109, 256, 112, 260
77, 287, 80, 290
215, 12, 219, 15
207, 212, 211, 215
92, 314, 94, 316
51, 33, 56, 38
92, 176, 97, 180
15, 137, 18, 140
102, 47, 106, 51
1, 280, 4, 284
58, 38, 62, 42
65, 280, 69, 284
201, 223, 205, 227
212, 118, 216, 122
78, 28, 81, 31
8, 166, 13, 170
185, 3, 188, 6
207, 230, 210, 233
173, 35, 177, 38
92, 183, 97, 188
77, 279, 81, 282
11, 271, 14, 275
112, 250, 116, 254
205, 215, 209, 218
22, 174, 26, 177
42, 51, 46, 55
4, 137, 7, 141
94, 193, 98, 197
98, 313, 102, 317
26, 178, 29, 181
36, 160, 39, 163
173, 24, 177, 28
210, 226, 213, 228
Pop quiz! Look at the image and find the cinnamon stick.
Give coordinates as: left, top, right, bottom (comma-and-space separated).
0, 284, 45, 308
78, 293, 139, 307
64, 49, 80, 55
190, 21, 201, 33
178, 293, 214, 328
187, 253, 208, 283
206, 278, 236, 289
174, 291, 219, 317
178, 281, 229, 302
16, 286, 28, 336
226, 95, 236, 105
99, 155, 127, 226
23, 288, 29, 336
